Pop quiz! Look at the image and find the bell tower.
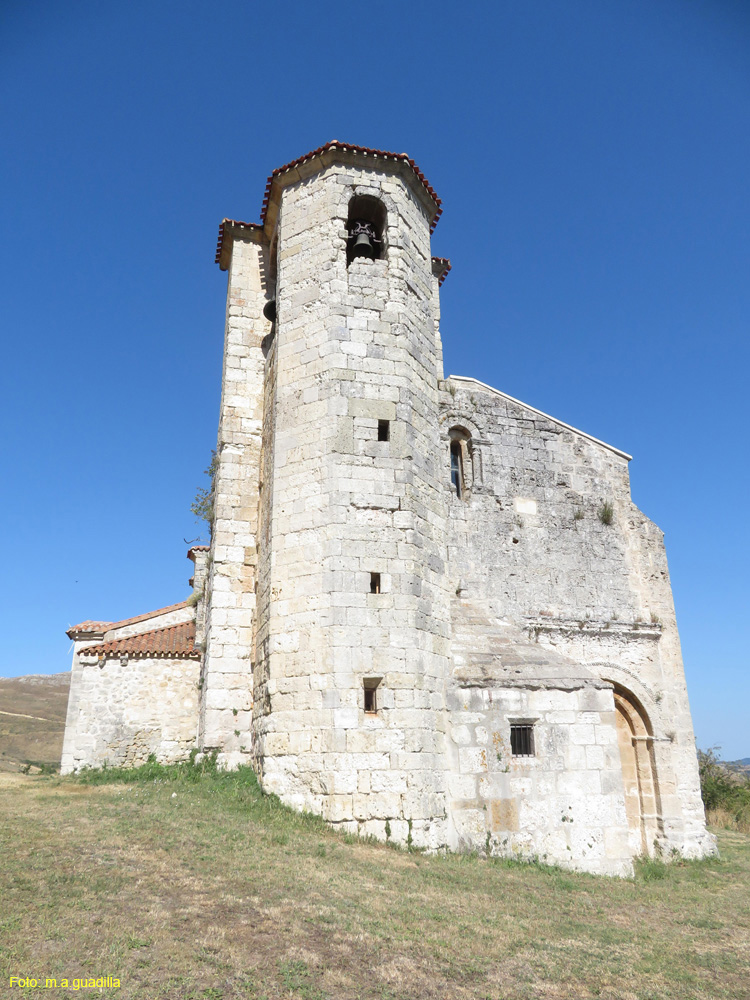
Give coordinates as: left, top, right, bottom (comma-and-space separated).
245, 143, 453, 847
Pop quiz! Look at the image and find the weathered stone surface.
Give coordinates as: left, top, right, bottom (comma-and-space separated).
62, 143, 716, 874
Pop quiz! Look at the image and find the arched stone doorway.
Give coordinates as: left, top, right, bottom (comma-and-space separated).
610, 685, 662, 856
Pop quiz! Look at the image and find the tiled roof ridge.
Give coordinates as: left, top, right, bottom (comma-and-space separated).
67, 600, 189, 638
262, 140, 442, 231
79, 621, 199, 660
66, 620, 112, 635
216, 141, 443, 265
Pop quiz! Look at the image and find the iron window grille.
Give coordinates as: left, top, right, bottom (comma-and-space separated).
510, 724, 535, 757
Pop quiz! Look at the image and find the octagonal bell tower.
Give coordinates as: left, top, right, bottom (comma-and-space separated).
230, 143, 453, 847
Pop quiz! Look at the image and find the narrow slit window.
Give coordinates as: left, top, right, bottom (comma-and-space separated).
510, 724, 535, 757
450, 441, 463, 498
370, 572, 381, 594
378, 419, 390, 442
364, 678, 381, 714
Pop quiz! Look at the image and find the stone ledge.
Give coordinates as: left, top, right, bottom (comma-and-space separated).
525, 618, 663, 641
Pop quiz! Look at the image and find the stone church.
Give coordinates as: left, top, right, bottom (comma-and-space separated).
62, 141, 715, 874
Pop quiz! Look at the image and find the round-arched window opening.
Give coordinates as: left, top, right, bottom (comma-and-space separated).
347, 195, 386, 265
450, 440, 464, 498
448, 426, 474, 500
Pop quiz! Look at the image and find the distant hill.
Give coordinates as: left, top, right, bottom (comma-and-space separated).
726, 758, 750, 781
0, 673, 70, 773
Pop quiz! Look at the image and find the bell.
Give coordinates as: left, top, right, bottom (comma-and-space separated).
263, 299, 276, 323
349, 220, 377, 260
351, 231, 375, 259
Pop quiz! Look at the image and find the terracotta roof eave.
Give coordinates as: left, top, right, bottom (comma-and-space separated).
215, 218, 265, 268
105, 600, 189, 631
67, 600, 189, 640
262, 141, 442, 231
187, 545, 210, 560
81, 650, 201, 661
216, 141, 444, 268
431, 257, 452, 286
66, 621, 112, 639
79, 621, 200, 659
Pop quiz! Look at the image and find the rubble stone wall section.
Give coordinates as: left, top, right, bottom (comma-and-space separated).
441, 377, 714, 859
60, 655, 200, 772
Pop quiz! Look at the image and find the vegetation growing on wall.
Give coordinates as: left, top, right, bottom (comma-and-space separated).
190, 450, 218, 537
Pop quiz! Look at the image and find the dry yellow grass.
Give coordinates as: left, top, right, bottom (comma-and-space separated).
1, 767, 748, 1000
0, 673, 69, 773
706, 806, 750, 834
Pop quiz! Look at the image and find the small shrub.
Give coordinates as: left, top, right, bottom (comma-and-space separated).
698, 747, 750, 831
20, 761, 58, 775
191, 450, 219, 537
573, 508, 584, 521
598, 501, 614, 525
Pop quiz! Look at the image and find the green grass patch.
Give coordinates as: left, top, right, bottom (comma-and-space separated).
1, 765, 749, 999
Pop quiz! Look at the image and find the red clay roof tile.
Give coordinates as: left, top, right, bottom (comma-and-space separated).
431, 257, 452, 286
66, 621, 112, 635
67, 601, 188, 639
79, 621, 199, 660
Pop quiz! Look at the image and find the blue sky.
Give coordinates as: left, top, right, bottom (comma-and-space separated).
1, 0, 748, 758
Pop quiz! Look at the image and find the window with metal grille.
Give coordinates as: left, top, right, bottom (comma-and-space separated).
510, 724, 534, 757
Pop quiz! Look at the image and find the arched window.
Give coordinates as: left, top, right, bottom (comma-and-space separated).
448, 427, 473, 499
450, 441, 464, 498
346, 195, 386, 265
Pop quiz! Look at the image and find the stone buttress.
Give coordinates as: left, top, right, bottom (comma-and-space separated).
199, 223, 271, 766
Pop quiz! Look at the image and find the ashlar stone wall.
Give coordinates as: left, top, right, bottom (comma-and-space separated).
446, 679, 632, 876
252, 155, 454, 848
199, 228, 271, 767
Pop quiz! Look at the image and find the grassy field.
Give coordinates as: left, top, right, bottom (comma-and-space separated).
1, 764, 748, 1000
0, 673, 69, 773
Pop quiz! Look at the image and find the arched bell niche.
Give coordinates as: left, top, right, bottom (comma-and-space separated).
346, 194, 386, 265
